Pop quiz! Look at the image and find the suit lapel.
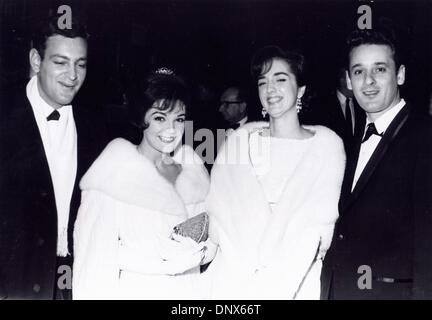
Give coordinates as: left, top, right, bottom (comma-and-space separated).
339, 135, 361, 211
341, 104, 411, 212
353, 101, 366, 141
333, 98, 346, 128
332, 96, 349, 137
10, 94, 59, 233
18, 95, 56, 196
338, 101, 365, 210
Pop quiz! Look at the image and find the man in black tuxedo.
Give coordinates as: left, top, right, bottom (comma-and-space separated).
313, 68, 365, 155
0, 16, 107, 299
321, 29, 432, 299
218, 86, 249, 134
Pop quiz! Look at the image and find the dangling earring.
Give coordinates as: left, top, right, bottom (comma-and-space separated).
296, 97, 303, 113
261, 107, 267, 118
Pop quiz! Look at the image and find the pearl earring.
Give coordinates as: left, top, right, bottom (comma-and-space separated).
261, 108, 268, 118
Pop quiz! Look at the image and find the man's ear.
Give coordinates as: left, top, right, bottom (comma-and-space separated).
297, 85, 306, 99
29, 49, 42, 74
239, 102, 247, 113
397, 65, 406, 86
346, 70, 353, 90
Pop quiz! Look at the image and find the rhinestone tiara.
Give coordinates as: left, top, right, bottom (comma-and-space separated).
155, 67, 174, 75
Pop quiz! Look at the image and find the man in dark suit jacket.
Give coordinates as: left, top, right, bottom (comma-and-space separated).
308, 68, 366, 155
0, 16, 107, 299
218, 85, 249, 131
321, 29, 432, 299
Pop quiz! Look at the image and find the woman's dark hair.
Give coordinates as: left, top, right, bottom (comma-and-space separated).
250, 45, 311, 119
128, 68, 190, 130
250, 45, 307, 87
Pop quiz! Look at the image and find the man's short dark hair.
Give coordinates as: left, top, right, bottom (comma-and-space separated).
221, 85, 248, 104
32, 15, 89, 59
346, 29, 402, 71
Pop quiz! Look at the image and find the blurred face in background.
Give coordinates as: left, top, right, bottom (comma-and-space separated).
219, 87, 247, 124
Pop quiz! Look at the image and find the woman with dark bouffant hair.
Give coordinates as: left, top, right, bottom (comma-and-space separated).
205, 46, 346, 299
73, 68, 216, 299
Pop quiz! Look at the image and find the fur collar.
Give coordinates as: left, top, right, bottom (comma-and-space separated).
218, 121, 345, 167
80, 138, 210, 218
207, 121, 346, 260
235, 121, 340, 148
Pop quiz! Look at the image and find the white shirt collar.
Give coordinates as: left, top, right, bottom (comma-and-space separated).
238, 116, 248, 127
366, 99, 406, 134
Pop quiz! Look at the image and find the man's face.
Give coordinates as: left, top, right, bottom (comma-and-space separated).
31, 35, 87, 109
219, 88, 247, 124
347, 44, 405, 121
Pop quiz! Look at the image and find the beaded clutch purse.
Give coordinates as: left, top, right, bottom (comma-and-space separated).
173, 212, 209, 243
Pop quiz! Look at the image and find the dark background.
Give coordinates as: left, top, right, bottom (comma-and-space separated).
1, 0, 431, 127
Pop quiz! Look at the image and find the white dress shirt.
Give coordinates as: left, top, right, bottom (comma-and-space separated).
351, 99, 406, 191
26, 76, 78, 257
225, 116, 248, 137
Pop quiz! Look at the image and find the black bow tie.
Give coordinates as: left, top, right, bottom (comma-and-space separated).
362, 122, 383, 143
47, 110, 60, 121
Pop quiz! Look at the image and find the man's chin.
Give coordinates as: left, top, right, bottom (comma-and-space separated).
56, 97, 75, 107
360, 101, 382, 112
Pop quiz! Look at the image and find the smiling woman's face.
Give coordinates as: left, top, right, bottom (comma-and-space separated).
257, 58, 304, 119
141, 100, 186, 159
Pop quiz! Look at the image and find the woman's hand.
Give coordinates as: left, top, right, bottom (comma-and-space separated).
157, 234, 206, 275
